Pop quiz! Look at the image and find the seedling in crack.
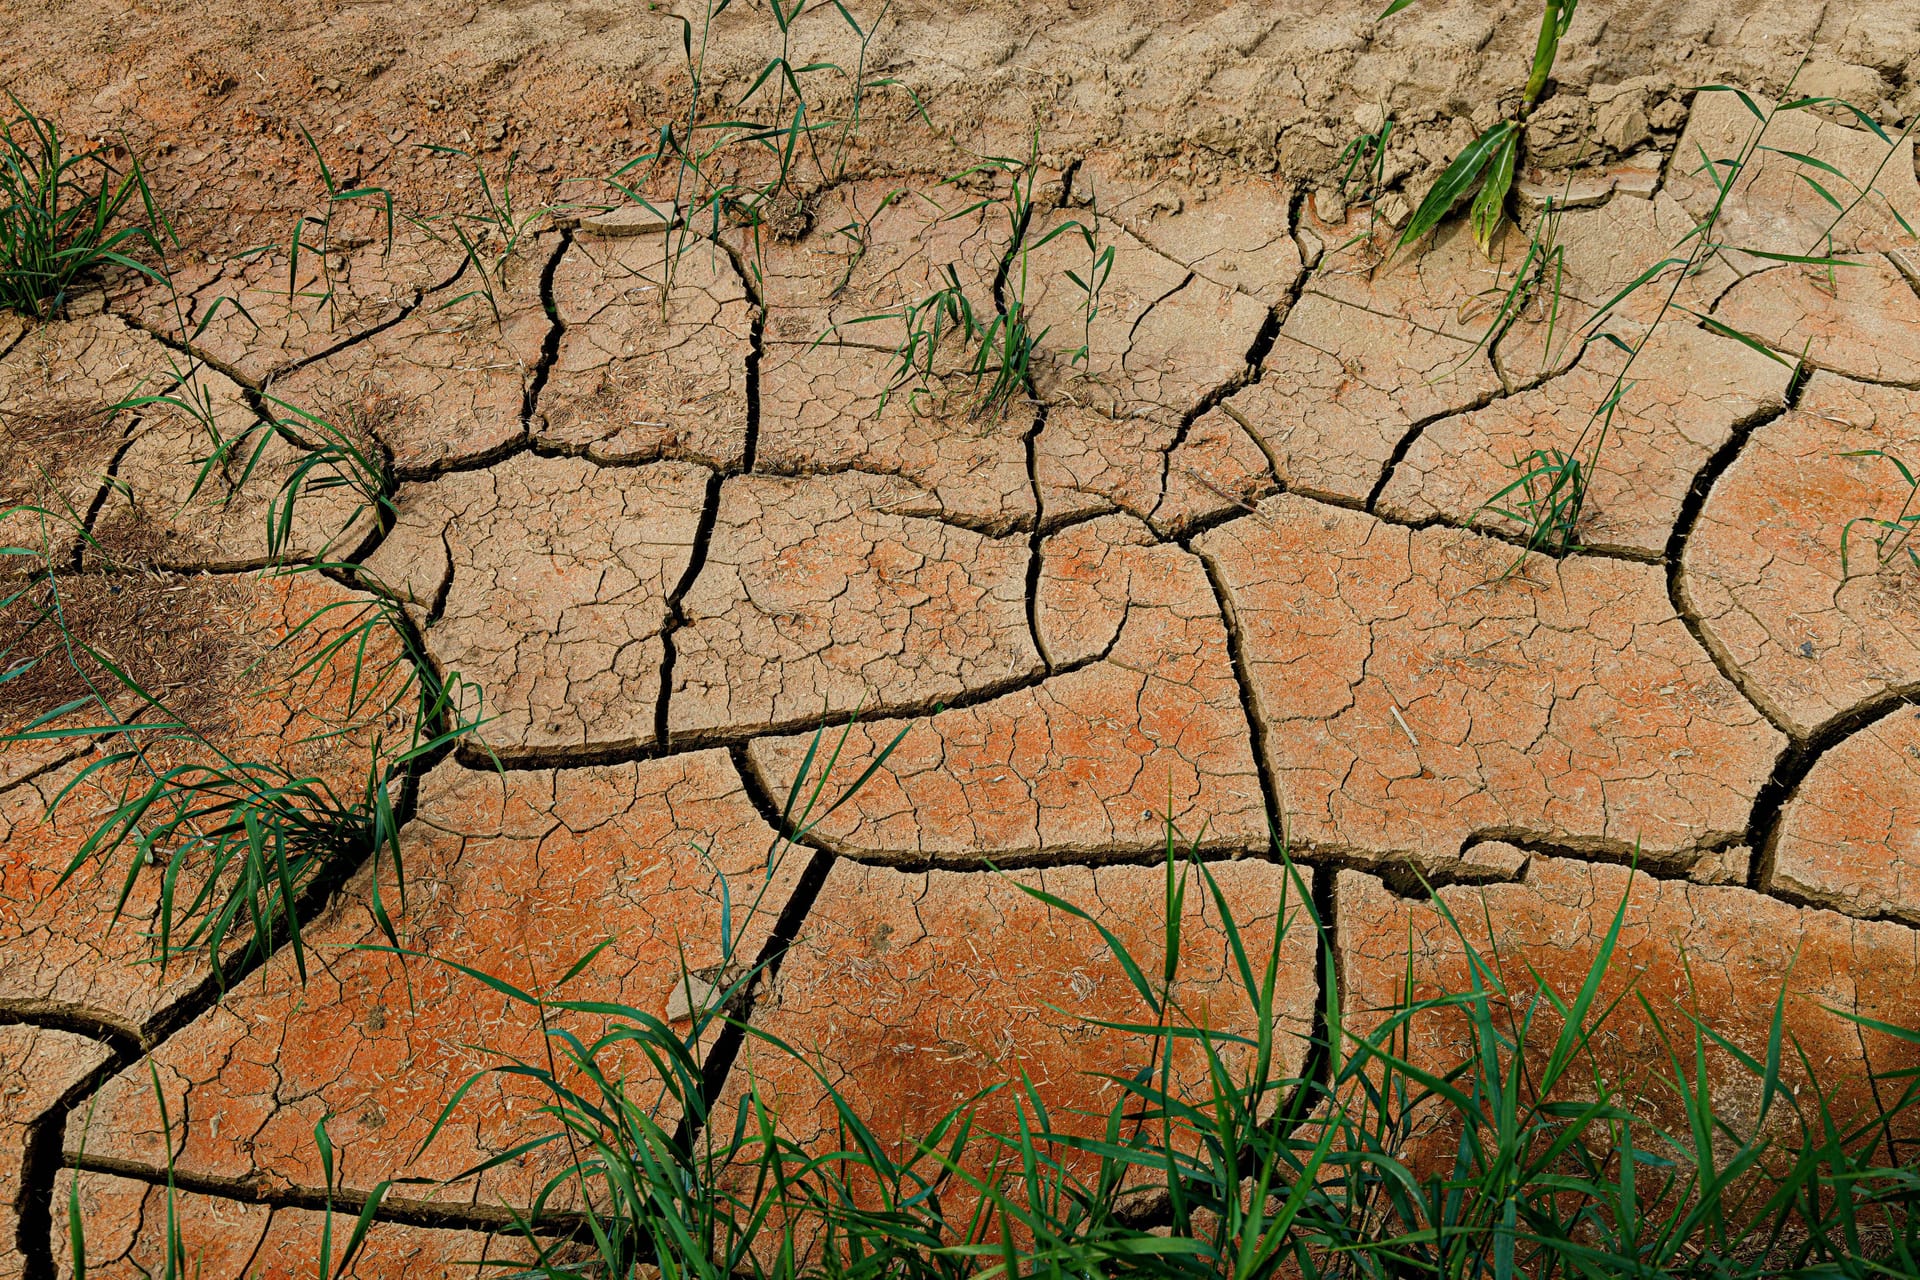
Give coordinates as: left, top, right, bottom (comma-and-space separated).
605, 0, 926, 309
286, 126, 395, 321
847, 140, 1092, 421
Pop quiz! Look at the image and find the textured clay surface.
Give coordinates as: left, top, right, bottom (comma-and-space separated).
365, 452, 709, 757
0, 315, 161, 560
131, 233, 461, 386
1025, 215, 1271, 524
1072, 159, 1303, 308
1774, 705, 1920, 924
1379, 318, 1789, 555
537, 233, 753, 470
1668, 89, 1920, 269
1214, 286, 1500, 507
670, 472, 1041, 741
1682, 373, 1920, 739
1, 1027, 109, 1280
747, 516, 1268, 862
752, 184, 1035, 531
95, 365, 377, 571
268, 235, 559, 477
68, 752, 794, 1209
55, 1172, 542, 1279
1198, 496, 1785, 866
1713, 256, 1920, 386
9, 45, 1920, 1264
0, 312, 369, 573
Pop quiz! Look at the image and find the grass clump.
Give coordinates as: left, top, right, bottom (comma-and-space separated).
0, 376, 486, 979
324, 815, 1920, 1280
0, 95, 169, 319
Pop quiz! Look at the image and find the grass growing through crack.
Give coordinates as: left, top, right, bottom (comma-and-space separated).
603, 0, 927, 307
837, 138, 1097, 421
332, 814, 1920, 1280
419, 143, 576, 326
0, 95, 170, 319
1472, 74, 1916, 560
0, 376, 487, 978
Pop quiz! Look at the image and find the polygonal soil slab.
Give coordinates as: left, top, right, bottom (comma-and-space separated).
1070, 158, 1302, 307
746, 516, 1268, 862
726, 859, 1320, 1157
0, 572, 412, 1039
362, 453, 708, 757
1150, 406, 1281, 536
68, 751, 796, 1211
130, 233, 461, 384
55, 1172, 542, 1279
1303, 215, 1504, 332
535, 234, 752, 470
756, 345, 1037, 534
1680, 373, 1920, 738
1196, 496, 1785, 867
1023, 217, 1270, 524
1339, 858, 1920, 1151
1714, 256, 1920, 386
1, 1026, 110, 1280
268, 235, 558, 477
1377, 318, 1789, 555
1773, 704, 1920, 924
1211, 288, 1500, 507
1213, 209, 1614, 511
668, 472, 1041, 741
1668, 90, 1920, 270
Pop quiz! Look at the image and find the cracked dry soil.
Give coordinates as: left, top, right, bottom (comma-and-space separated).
9, 0, 1920, 1272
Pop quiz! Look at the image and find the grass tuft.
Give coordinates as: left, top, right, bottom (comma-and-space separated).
0, 95, 169, 319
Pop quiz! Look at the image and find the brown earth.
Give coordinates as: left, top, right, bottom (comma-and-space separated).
6, 0, 1920, 1272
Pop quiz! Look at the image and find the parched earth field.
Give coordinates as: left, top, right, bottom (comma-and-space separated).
6, 0, 1920, 1275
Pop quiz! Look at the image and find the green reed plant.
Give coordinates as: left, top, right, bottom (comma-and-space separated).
6, 542, 485, 980
1385, 0, 1576, 256
420, 143, 570, 326
0, 94, 170, 319
1337, 114, 1396, 207
288, 125, 396, 312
